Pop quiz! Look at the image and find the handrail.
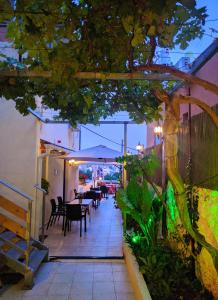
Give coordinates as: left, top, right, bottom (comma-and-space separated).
34, 184, 46, 194
0, 179, 33, 270
0, 180, 33, 202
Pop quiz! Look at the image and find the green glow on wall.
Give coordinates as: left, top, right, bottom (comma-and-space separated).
166, 182, 218, 242
197, 188, 218, 243
166, 181, 181, 233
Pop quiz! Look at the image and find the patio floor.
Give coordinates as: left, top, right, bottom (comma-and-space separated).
0, 260, 136, 300
44, 196, 123, 257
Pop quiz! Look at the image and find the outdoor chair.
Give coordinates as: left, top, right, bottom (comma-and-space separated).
84, 190, 99, 208
47, 199, 65, 229
74, 189, 80, 199
64, 204, 86, 237
100, 185, 108, 198
57, 196, 65, 214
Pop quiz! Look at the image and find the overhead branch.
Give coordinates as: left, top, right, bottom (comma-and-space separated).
175, 94, 218, 129
0, 70, 178, 81
134, 64, 218, 96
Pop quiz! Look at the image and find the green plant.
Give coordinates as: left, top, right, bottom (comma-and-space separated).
41, 178, 49, 194
116, 153, 163, 248
137, 243, 213, 300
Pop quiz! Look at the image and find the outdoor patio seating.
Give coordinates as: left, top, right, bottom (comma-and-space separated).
84, 190, 99, 208
57, 196, 65, 213
73, 189, 80, 199
64, 204, 87, 237
100, 185, 108, 198
47, 199, 65, 229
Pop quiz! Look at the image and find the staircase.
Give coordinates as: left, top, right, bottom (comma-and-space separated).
0, 180, 49, 288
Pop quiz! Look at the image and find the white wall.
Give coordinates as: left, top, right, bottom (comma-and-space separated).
65, 163, 79, 202
40, 122, 80, 151
44, 156, 64, 222
0, 98, 41, 238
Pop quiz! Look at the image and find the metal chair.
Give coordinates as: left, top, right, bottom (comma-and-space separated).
84, 191, 99, 208
100, 185, 108, 198
47, 199, 65, 229
64, 204, 86, 237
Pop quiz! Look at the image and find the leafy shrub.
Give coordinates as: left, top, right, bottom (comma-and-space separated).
41, 178, 49, 194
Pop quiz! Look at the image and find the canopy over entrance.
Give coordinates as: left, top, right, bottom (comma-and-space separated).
65, 145, 122, 163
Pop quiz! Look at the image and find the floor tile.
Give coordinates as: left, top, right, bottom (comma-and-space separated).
93, 282, 115, 294
93, 292, 117, 300
48, 283, 72, 296
114, 281, 134, 293
73, 272, 93, 282
69, 292, 92, 300
93, 272, 114, 282
113, 271, 130, 282
116, 292, 136, 300
52, 273, 74, 283
71, 281, 92, 293
94, 263, 112, 273
45, 197, 123, 257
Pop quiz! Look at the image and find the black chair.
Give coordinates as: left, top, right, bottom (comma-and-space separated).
74, 189, 80, 199
47, 199, 65, 229
64, 204, 86, 237
100, 185, 108, 198
90, 187, 100, 191
57, 196, 65, 212
84, 191, 98, 208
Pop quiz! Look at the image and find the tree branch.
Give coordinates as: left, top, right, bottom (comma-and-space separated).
175, 94, 218, 129
134, 64, 218, 96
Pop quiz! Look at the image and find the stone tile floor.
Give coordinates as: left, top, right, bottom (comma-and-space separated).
0, 260, 136, 300
44, 196, 123, 257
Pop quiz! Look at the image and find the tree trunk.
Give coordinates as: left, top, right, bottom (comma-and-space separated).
163, 97, 218, 272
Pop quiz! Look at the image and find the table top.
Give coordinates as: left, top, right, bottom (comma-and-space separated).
68, 199, 92, 206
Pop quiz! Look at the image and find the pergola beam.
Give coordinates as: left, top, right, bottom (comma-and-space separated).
0, 70, 179, 81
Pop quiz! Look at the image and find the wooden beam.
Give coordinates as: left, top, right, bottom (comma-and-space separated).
0, 196, 27, 221
0, 70, 179, 81
98, 121, 137, 124
0, 214, 27, 240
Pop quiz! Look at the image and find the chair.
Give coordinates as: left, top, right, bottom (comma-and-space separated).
84, 191, 98, 208
57, 196, 65, 211
100, 185, 108, 198
64, 204, 86, 237
74, 189, 80, 199
47, 199, 65, 229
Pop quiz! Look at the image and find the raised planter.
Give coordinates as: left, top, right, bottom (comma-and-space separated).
123, 242, 152, 300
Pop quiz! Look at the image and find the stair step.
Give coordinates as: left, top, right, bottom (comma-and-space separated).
28, 249, 48, 273
0, 230, 16, 241
6, 240, 33, 261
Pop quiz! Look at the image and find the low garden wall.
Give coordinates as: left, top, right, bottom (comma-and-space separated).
123, 242, 152, 300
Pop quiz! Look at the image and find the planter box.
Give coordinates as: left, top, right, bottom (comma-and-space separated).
123, 242, 152, 300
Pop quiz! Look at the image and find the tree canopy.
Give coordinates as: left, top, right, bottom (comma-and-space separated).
0, 0, 208, 124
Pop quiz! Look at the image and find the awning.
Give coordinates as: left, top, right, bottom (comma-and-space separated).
64, 145, 122, 163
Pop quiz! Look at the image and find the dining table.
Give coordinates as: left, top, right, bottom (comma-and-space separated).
69, 198, 93, 220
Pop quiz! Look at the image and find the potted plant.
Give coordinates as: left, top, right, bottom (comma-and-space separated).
41, 178, 49, 194
79, 173, 87, 185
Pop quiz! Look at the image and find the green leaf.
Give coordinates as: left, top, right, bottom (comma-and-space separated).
147, 25, 156, 36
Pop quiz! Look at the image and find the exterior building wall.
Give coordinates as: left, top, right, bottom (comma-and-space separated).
65, 163, 79, 203
40, 122, 79, 151
0, 98, 80, 238
147, 52, 218, 148
44, 156, 64, 223
0, 98, 41, 238
177, 53, 218, 118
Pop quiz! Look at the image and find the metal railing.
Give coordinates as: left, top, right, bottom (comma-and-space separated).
0, 179, 33, 270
